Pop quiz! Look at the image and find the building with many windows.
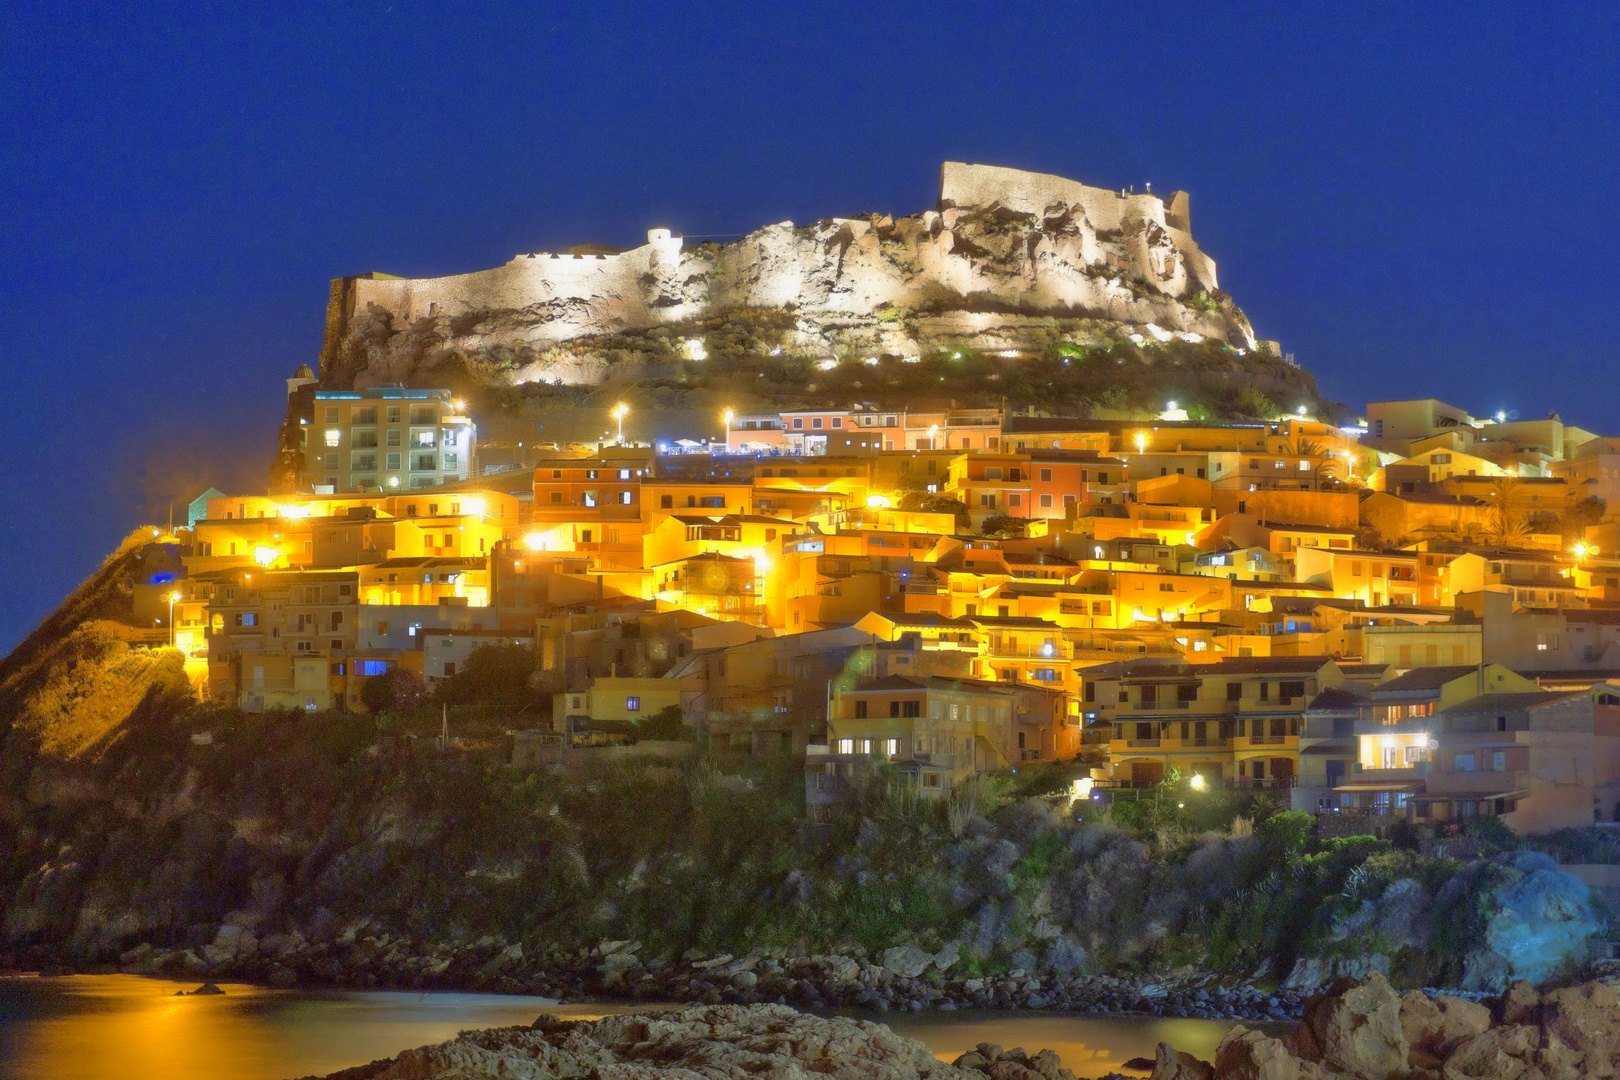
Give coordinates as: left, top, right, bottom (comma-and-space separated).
297, 386, 476, 493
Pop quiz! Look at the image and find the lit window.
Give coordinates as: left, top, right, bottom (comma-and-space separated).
325, 429, 341, 447
625, 696, 641, 712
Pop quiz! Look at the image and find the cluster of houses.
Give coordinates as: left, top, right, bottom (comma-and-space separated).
138, 377, 1620, 833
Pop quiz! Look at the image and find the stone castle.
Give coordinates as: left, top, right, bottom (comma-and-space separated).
320, 162, 1258, 389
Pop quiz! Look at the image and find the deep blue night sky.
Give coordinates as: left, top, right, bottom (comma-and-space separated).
1, 2, 1616, 651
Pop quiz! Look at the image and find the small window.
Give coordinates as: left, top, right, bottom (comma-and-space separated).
1039, 468, 1053, 482
626, 696, 641, 712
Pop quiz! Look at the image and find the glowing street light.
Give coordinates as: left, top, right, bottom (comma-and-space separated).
1189, 773, 1207, 791
1135, 431, 1148, 456
928, 423, 940, 450
722, 408, 735, 452
612, 402, 629, 444
168, 592, 180, 649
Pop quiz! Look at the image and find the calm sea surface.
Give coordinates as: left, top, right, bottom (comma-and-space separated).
0, 974, 1251, 1079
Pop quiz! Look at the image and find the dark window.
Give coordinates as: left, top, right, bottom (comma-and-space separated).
1177, 684, 1198, 702
1140, 684, 1158, 707
1279, 680, 1305, 701
855, 700, 867, 719
1259, 682, 1270, 701
1226, 682, 1242, 701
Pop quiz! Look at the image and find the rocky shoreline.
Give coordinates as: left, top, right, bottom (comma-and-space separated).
300, 975, 1620, 1079
5, 916, 1505, 1023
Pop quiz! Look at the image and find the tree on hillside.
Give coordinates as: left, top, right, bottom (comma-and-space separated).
434, 643, 540, 711
360, 667, 426, 715
980, 513, 1026, 538
894, 475, 971, 531
1558, 496, 1607, 546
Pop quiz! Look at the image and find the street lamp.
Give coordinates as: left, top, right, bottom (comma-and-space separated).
722, 408, 735, 453
1135, 431, 1147, 456
168, 592, 180, 649
928, 423, 939, 450
612, 402, 629, 444
1189, 773, 1207, 791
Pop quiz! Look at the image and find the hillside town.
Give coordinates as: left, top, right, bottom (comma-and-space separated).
143, 373, 1620, 836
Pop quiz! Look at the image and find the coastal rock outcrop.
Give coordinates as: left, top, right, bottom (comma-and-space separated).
308, 1003, 1036, 1079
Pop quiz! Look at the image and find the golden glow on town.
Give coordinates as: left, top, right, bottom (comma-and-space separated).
175, 389, 1615, 826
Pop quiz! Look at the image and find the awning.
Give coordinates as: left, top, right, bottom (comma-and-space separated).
1333, 781, 1425, 793
1301, 742, 1355, 755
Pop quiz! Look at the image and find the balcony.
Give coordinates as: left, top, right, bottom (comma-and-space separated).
1124, 738, 1161, 748
987, 645, 1071, 659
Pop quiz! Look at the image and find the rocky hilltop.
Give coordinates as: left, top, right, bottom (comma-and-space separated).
321, 162, 1268, 393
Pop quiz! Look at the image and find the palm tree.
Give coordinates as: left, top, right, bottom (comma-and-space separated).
1485, 474, 1529, 545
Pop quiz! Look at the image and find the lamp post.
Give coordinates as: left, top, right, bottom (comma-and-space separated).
1135, 431, 1147, 456
722, 409, 735, 453
612, 402, 629, 444
168, 592, 179, 649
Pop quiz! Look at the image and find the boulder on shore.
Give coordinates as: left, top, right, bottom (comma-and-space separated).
1159, 973, 1620, 1080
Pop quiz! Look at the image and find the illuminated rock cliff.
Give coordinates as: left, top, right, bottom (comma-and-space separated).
319, 162, 1264, 390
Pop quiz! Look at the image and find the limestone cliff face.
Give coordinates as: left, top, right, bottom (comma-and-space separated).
321, 162, 1259, 390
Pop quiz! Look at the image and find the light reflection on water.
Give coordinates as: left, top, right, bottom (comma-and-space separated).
0, 974, 1256, 1080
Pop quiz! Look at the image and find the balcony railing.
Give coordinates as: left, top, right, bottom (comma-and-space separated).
988, 646, 1071, 659
1124, 738, 1161, 748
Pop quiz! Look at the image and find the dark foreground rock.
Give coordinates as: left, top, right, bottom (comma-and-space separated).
303, 1002, 1080, 1080
1151, 972, 1620, 1080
